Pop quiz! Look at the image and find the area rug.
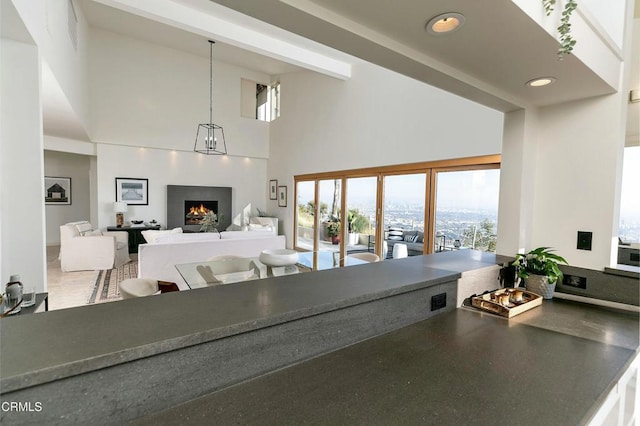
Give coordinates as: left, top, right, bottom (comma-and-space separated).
88, 261, 138, 304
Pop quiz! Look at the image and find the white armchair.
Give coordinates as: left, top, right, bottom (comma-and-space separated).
59, 221, 130, 272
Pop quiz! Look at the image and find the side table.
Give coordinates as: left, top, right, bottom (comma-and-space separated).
2, 292, 48, 318
107, 225, 161, 254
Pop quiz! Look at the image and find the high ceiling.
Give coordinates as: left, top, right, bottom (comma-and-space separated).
80, 0, 632, 112
78, 0, 304, 76
208, 0, 629, 112
42, 0, 637, 140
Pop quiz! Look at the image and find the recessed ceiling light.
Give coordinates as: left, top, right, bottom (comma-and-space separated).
526, 77, 557, 87
426, 13, 466, 35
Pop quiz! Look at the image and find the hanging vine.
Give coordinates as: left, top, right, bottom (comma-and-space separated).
542, 0, 578, 59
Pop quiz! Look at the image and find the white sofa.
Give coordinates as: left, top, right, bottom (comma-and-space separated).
59, 221, 130, 272
137, 231, 285, 289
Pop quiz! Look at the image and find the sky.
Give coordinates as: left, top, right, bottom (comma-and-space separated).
620, 146, 640, 221
296, 169, 500, 212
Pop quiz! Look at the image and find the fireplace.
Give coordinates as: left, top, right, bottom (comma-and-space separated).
184, 200, 218, 225
167, 185, 232, 232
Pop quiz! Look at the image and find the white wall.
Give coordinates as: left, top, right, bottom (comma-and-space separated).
579, 0, 627, 49
95, 144, 267, 229
86, 28, 274, 229
499, 93, 629, 270
89, 28, 270, 158
268, 63, 504, 246
12, 0, 91, 135
44, 150, 93, 245
496, 109, 538, 256
533, 95, 626, 269
1, 39, 47, 292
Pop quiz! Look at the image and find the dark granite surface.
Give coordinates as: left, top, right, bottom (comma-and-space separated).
136, 300, 639, 426
0, 255, 460, 391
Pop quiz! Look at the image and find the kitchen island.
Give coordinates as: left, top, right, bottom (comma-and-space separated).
1, 250, 638, 424
135, 298, 639, 425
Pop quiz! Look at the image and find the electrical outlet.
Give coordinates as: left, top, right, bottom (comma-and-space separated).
431, 293, 447, 311
577, 231, 592, 251
563, 274, 587, 289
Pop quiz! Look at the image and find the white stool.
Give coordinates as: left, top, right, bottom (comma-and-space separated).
119, 278, 159, 299
347, 252, 380, 263
392, 243, 408, 259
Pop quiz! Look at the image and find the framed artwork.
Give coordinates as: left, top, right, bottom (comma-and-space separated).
44, 177, 72, 205
269, 179, 278, 200
278, 185, 287, 207
115, 177, 148, 205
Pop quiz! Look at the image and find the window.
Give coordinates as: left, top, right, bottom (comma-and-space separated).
382, 173, 426, 260
295, 180, 315, 251
433, 168, 500, 252
619, 146, 640, 243
270, 82, 280, 120
242, 80, 280, 122
293, 156, 500, 269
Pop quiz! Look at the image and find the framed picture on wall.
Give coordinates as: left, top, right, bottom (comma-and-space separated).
278, 185, 287, 207
269, 179, 278, 200
115, 177, 148, 205
44, 176, 72, 205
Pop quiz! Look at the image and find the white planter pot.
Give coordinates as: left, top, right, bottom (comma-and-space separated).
525, 274, 556, 299
348, 233, 359, 245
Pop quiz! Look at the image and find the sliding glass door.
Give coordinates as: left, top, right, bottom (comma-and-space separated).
433, 168, 500, 252
382, 173, 427, 260
345, 176, 378, 259
293, 155, 501, 269
295, 180, 315, 251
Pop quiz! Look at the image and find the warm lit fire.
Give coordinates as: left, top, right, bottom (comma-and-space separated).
187, 204, 210, 217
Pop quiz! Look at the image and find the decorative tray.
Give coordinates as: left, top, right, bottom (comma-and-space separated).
471, 288, 542, 318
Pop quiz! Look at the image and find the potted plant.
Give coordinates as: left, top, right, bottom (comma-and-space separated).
347, 209, 369, 245
327, 220, 341, 245
512, 247, 568, 299
199, 211, 220, 233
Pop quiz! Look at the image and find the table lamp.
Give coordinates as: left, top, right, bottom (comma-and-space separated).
114, 202, 128, 227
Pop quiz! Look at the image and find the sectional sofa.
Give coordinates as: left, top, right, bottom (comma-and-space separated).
137, 230, 285, 288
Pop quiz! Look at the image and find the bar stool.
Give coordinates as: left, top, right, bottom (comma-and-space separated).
392, 243, 408, 259
119, 278, 159, 299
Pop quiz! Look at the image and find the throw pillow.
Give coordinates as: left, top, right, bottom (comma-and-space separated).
75, 222, 93, 235
141, 227, 182, 244
248, 223, 273, 232
388, 227, 404, 237
404, 234, 418, 243
83, 229, 103, 237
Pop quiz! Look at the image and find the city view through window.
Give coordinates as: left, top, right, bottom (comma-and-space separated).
434, 169, 500, 252
295, 146, 637, 264
295, 164, 501, 262
620, 146, 640, 243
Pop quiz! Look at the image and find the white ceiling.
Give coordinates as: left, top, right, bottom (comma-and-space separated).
78, 0, 304, 76
208, 0, 632, 112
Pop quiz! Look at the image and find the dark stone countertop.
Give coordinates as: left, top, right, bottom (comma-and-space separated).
0, 254, 461, 392
136, 299, 639, 426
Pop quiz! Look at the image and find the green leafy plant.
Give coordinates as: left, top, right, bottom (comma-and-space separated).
347, 209, 369, 234
199, 211, 220, 232
327, 220, 341, 237
512, 247, 568, 284
542, 0, 578, 59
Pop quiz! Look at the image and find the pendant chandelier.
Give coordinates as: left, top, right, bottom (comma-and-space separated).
194, 40, 227, 155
